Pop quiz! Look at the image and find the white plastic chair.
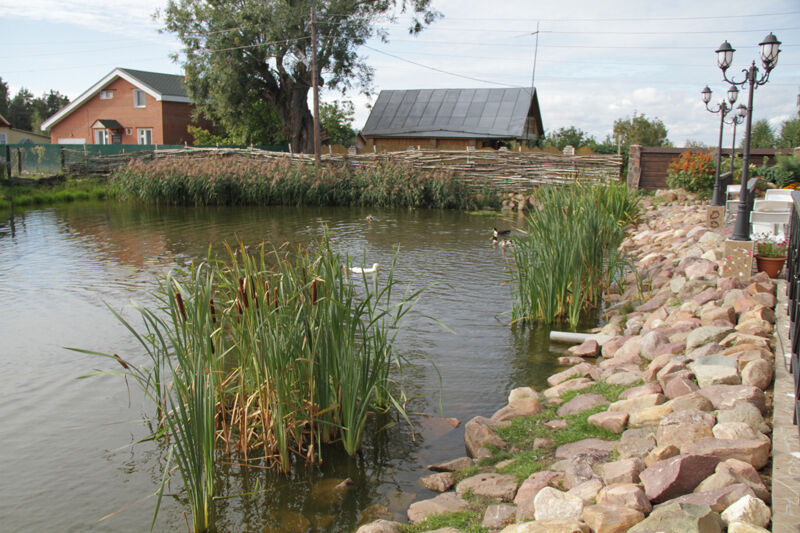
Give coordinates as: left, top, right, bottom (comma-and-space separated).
765, 189, 794, 202
750, 209, 791, 239
752, 199, 793, 213
725, 184, 741, 223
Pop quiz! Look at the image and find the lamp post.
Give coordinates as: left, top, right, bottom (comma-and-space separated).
716, 32, 781, 241
702, 84, 739, 206
726, 104, 747, 178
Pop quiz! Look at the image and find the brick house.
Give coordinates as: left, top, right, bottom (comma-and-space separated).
41, 68, 206, 145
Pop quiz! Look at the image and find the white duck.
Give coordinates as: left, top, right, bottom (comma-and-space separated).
348, 263, 383, 274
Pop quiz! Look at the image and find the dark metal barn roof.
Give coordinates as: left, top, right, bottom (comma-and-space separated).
361, 87, 542, 139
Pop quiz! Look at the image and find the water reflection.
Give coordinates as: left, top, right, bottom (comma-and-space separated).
0, 202, 569, 532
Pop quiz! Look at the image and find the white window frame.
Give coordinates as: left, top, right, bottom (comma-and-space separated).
0, 132, 7, 144
133, 89, 146, 108
94, 129, 109, 145
99, 90, 114, 100
137, 128, 153, 145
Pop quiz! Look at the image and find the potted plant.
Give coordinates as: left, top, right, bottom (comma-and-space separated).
754, 233, 788, 278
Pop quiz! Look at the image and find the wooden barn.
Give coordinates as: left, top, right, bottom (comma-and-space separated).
357, 87, 543, 152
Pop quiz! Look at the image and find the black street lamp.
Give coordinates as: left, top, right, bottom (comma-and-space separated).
726, 104, 747, 176
716, 32, 781, 241
702, 85, 738, 206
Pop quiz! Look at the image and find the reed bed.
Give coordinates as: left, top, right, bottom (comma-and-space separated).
111, 155, 496, 210
79, 236, 426, 532
511, 181, 640, 329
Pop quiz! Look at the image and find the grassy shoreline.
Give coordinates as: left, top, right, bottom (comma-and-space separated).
0, 176, 111, 210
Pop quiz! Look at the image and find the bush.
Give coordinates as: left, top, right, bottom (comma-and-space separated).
666, 149, 716, 193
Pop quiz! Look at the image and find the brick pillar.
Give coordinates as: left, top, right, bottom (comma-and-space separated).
627, 144, 642, 191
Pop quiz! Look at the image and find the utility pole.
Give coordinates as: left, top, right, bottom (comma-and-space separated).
310, 2, 321, 166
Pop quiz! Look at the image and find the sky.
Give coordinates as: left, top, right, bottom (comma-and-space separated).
2, 0, 799, 147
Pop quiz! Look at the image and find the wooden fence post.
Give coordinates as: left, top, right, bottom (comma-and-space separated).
60, 147, 65, 173
17, 147, 22, 177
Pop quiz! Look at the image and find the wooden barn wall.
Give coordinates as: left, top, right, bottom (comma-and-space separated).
629, 146, 795, 191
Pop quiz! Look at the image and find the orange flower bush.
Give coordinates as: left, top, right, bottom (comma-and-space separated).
666, 149, 716, 193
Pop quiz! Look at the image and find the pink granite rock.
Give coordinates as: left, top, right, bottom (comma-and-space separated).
664, 376, 700, 399
557, 393, 609, 416
696, 385, 766, 413
407, 492, 468, 523
492, 396, 545, 422
654, 483, 755, 513
464, 416, 506, 458
587, 411, 629, 433
514, 471, 562, 521
547, 363, 594, 387
601, 457, 645, 485
619, 382, 663, 400
740, 359, 773, 391
456, 473, 518, 501
558, 356, 587, 366
420, 472, 455, 492
555, 438, 617, 459
680, 436, 771, 469
639, 454, 721, 503
596, 483, 652, 515
567, 339, 600, 357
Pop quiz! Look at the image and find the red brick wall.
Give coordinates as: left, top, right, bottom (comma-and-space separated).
49, 77, 200, 145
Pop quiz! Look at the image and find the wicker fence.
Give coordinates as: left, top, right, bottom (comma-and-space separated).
65, 146, 623, 191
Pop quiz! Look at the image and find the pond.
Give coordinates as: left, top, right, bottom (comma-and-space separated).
0, 201, 577, 532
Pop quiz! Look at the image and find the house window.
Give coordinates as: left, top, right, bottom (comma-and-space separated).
94, 129, 109, 144
0, 132, 7, 144
99, 90, 114, 100
125, 128, 132, 136
137, 128, 153, 145
134, 90, 146, 108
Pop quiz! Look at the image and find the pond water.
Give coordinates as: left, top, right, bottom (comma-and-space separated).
0, 202, 579, 532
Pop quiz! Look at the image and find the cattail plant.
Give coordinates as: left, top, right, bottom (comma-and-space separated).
77, 233, 429, 531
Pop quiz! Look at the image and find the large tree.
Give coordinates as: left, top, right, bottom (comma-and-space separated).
0, 77, 9, 118
543, 126, 594, 151
162, 0, 439, 153
8, 88, 34, 131
746, 119, 776, 149
32, 90, 69, 133
611, 112, 670, 148
320, 99, 356, 146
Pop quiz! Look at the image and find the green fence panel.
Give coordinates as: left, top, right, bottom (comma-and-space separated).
1, 143, 290, 177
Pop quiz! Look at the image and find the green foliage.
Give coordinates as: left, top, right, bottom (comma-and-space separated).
111, 155, 498, 210
665, 149, 716, 193
321, 100, 357, 147
511, 182, 640, 328
187, 125, 238, 146
400, 510, 487, 533
778, 117, 800, 149
746, 119, 776, 149
773, 153, 800, 186
612, 112, 670, 148
161, 0, 439, 153
0, 76, 8, 118
543, 126, 595, 151
0, 176, 110, 209
5, 86, 68, 133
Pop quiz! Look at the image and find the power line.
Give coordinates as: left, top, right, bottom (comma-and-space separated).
361, 44, 522, 88
390, 38, 800, 50
435, 10, 800, 23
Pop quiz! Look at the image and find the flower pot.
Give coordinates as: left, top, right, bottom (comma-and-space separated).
755, 255, 787, 278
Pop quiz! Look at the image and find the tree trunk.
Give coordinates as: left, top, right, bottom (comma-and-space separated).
278, 81, 314, 154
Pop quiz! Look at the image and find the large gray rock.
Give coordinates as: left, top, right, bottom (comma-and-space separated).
456, 473, 518, 501
690, 363, 740, 388
639, 454, 721, 503
407, 492, 468, 523
482, 503, 517, 529
715, 402, 770, 434
628, 503, 723, 533
565, 450, 612, 488
464, 416, 506, 458
533, 487, 584, 521
686, 326, 733, 351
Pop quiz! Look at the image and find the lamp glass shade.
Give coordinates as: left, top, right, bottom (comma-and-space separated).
727, 85, 738, 104
737, 104, 747, 118
759, 33, 781, 68
701, 86, 712, 104
716, 41, 734, 70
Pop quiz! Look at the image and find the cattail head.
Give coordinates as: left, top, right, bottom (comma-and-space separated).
311, 279, 317, 305
238, 277, 249, 308
175, 292, 187, 320
209, 297, 216, 323
113, 353, 130, 370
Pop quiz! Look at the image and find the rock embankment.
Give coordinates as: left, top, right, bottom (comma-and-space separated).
358, 192, 779, 533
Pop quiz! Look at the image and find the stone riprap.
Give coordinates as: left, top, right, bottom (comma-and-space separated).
356, 191, 779, 533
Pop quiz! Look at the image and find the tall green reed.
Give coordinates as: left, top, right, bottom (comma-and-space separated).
78, 234, 427, 531
111, 155, 497, 210
511, 181, 640, 329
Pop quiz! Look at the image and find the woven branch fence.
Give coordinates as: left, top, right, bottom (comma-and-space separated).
66, 146, 623, 191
